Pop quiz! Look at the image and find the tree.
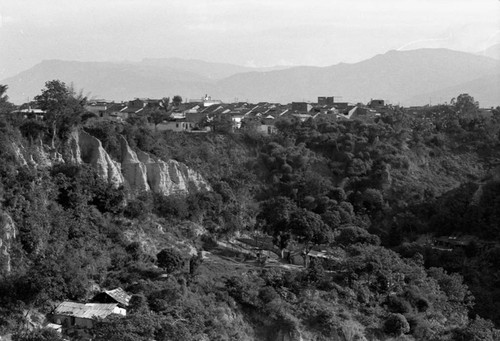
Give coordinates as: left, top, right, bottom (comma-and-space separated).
93, 314, 162, 341
258, 196, 298, 252
128, 294, 150, 315
289, 209, 331, 253
35, 80, 69, 146
359, 188, 384, 213
454, 93, 479, 116
172, 95, 183, 107
34, 80, 86, 147
0, 85, 15, 115
148, 107, 168, 130
427, 267, 472, 306
335, 225, 380, 246
19, 119, 47, 144
157, 248, 185, 273
35, 80, 70, 113
202, 113, 233, 134
383, 313, 410, 336
161, 97, 170, 109
453, 317, 500, 341
259, 197, 331, 266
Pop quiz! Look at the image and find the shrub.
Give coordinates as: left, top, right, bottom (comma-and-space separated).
336, 225, 380, 246
258, 286, 280, 304
156, 248, 185, 273
383, 313, 410, 336
12, 328, 65, 341
386, 295, 412, 314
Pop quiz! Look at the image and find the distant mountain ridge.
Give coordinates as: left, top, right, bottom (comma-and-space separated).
2, 49, 499, 107
478, 43, 500, 60
141, 58, 291, 80
211, 49, 500, 106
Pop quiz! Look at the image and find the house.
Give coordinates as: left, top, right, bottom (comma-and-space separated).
256, 124, 277, 135
121, 99, 146, 116
84, 101, 110, 117
332, 102, 349, 111
283, 244, 343, 268
52, 302, 126, 329
200, 94, 223, 107
91, 288, 131, 307
318, 97, 335, 105
230, 112, 246, 129
433, 234, 475, 251
339, 105, 358, 119
185, 111, 206, 126
369, 99, 385, 109
291, 102, 312, 113
105, 103, 128, 121
291, 113, 313, 122
155, 120, 197, 132
11, 107, 46, 120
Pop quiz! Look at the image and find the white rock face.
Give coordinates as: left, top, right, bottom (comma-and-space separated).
119, 136, 150, 192
72, 130, 125, 186
117, 135, 210, 195
13, 129, 209, 196
11, 143, 28, 166
0, 211, 16, 274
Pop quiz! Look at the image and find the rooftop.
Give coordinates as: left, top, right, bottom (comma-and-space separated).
54, 302, 123, 319
103, 288, 132, 307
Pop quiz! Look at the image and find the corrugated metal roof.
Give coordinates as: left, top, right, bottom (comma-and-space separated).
54, 302, 121, 319
104, 288, 131, 307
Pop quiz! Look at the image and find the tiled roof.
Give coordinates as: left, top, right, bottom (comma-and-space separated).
105, 103, 127, 113
121, 106, 144, 114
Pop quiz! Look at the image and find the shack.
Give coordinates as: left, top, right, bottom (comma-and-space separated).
52, 302, 126, 329
91, 287, 131, 307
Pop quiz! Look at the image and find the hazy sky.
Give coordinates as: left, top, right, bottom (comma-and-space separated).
1, 0, 499, 79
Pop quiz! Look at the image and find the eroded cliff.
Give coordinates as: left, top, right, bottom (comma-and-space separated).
65, 130, 210, 195
11, 130, 210, 196
0, 211, 16, 274
118, 135, 210, 195
68, 130, 125, 186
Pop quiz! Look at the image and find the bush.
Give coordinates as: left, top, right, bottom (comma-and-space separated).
156, 248, 185, 273
453, 317, 500, 341
258, 286, 280, 304
124, 192, 153, 219
383, 313, 410, 336
12, 328, 65, 341
386, 295, 412, 314
154, 194, 189, 220
336, 225, 380, 246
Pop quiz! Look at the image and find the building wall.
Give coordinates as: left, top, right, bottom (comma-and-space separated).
291, 102, 311, 112
256, 124, 277, 135
318, 97, 334, 105
53, 315, 94, 329
369, 99, 385, 108
154, 121, 194, 132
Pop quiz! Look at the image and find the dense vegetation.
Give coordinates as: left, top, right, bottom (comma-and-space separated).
1, 82, 500, 340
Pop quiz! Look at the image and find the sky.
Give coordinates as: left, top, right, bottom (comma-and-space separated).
1, 0, 499, 79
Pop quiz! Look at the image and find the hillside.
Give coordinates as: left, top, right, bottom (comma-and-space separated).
3, 48, 499, 106
1, 82, 500, 340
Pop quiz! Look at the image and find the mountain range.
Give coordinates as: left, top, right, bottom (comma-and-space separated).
2, 48, 499, 107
